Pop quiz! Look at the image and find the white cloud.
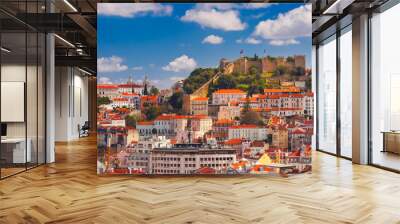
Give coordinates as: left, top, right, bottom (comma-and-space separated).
236, 37, 262, 44
169, 76, 186, 82
195, 3, 272, 10
131, 66, 143, 71
98, 3, 172, 18
162, 55, 197, 72
269, 39, 300, 46
181, 8, 246, 31
202, 35, 224, 44
245, 37, 261, 44
99, 77, 112, 84
241, 3, 273, 9
253, 5, 311, 40
98, 56, 128, 73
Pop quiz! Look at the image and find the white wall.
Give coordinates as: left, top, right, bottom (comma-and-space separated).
55, 67, 89, 141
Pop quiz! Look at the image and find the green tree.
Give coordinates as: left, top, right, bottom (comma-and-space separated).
143, 106, 159, 120
242, 97, 251, 113
274, 65, 289, 76
248, 85, 264, 96
240, 110, 265, 126
215, 75, 236, 89
97, 96, 111, 105
306, 76, 312, 90
249, 66, 260, 76
287, 56, 294, 63
291, 66, 305, 77
183, 68, 217, 94
125, 114, 138, 127
168, 92, 184, 110
150, 86, 159, 96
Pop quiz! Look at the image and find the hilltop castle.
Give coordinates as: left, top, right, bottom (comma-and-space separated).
219, 55, 306, 75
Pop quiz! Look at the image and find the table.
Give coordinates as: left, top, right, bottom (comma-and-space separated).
1, 138, 31, 164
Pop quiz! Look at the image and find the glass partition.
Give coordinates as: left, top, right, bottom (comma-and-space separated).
339, 26, 352, 158
317, 35, 337, 154
1, 30, 28, 177
370, 3, 400, 171
0, 1, 46, 179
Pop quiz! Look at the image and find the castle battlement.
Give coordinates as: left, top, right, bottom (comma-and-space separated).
220, 55, 306, 75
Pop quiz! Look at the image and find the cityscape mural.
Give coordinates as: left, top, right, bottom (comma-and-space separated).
97, 3, 313, 176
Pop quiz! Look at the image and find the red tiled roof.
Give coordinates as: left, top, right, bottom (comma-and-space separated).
192, 97, 208, 101
155, 114, 209, 121
264, 87, 301, 93
224, 138, 243, 145
113, 98, 128, 101
229, 124, 259, 129
122, 92, 139, 96
214, 119, 234, 125
214, 89, 245, 94
97, 84, 118, 89
141, 95, 158, 101
137, 121, 154, 125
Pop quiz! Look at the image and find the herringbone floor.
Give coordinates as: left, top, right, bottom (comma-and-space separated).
1, 136, 400, 224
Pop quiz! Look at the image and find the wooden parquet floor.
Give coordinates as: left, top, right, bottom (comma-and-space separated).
1, 136, 400, 224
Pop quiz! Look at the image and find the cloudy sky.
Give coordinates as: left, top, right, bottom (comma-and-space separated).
98, 3, 312, 89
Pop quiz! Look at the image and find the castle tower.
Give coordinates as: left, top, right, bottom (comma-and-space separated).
127, 74, 133, 84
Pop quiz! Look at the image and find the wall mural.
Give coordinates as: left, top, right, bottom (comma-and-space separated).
97, 3, 313, 176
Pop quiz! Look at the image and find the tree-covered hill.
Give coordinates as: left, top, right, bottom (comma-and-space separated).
183, 68, 218, 94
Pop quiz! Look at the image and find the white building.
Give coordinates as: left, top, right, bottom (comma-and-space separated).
111, 97, 130, 108
212, 89, 246, 105
150, 144, 237, 174
228, 125, 269, 141
97, 84, 118, 98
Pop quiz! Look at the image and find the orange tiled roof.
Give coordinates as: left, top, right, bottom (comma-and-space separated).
137, 121, 154, 125
141, 95, 158, 102
264, 87, 301, 93
97, 84, 118, 89
224, 138, 243, 145
113, 98, 128, 101
214, 89, 245, 94
122, 92, 139, 96
214, 119, 234, 125
192, 97, 208, 101
229, 124, 259, 129
155, 114, 209, 121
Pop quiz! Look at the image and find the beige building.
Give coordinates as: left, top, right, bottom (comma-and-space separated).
212, 89, 246, 105
190, 97, 208, 115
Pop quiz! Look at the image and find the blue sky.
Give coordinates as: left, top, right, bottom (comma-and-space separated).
98, 3, 312, 89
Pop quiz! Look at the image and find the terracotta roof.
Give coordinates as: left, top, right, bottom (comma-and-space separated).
250, 141, 265, 147
264, 87, 301, 93
137, 121, 154, 125
214, 119, 234, 125
224, 138, 243, 145
192, 97, 208, 101
122, 92, 139, 96
113, 98, 128, 102
155, 114, 209, 121
97, 84, 118, 89
141, 95, 158, 101
229, 124, 259, 129
214, 89, 245, 94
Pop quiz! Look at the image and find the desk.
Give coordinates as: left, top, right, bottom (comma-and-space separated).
382, 131, 400, 154
1, 138, 31, 163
